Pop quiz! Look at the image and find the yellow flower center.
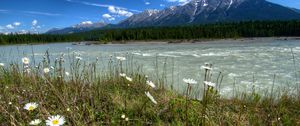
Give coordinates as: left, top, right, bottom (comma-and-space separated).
52, 119, 59, 125
28, 106, 34, 111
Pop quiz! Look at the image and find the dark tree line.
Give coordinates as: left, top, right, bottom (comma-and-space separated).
0, 34, 84, 45
96, 20, 300, 41
1, 20, 300, 45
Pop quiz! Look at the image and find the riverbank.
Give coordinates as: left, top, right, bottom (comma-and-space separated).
77, 37, 300, 46
0, 55, 300, 125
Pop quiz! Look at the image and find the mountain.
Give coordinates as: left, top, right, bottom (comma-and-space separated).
117, 0, 300, 27
291, 8, 300, 13
46, 21, 107, 34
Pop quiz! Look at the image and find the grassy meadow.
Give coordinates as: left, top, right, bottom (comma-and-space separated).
0, 51, 300, 126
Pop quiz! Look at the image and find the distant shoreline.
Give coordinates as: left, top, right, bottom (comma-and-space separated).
1, 37, 300, 47
79, 37, 300, 45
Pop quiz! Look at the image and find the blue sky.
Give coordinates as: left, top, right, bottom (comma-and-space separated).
0, 0, 299, 33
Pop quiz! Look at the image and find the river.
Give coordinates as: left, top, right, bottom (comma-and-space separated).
1, 38, 300, 98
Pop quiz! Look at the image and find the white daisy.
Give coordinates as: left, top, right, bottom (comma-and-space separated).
125, 118, 129, 121
119, 73, 126, 77
0, 63, 4, 67
24, 102, 38, 111
116, 56, 126, 61
121, 114, 125, 119
65, 72, 70, 76
75, 56, 82, 60
145, 92, 157, 104
204, 81, 216, 87
125, 76, 132, 82
146, 80, 156, 88
29, 119, 42, 125
44, 68, 50, 73
183, 78, 197, 85
46, 115, 65, 126
201, 66, 212, 70
22, 57, 30, 65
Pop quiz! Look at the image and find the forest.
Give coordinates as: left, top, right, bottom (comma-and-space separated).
1, 20, 300, 44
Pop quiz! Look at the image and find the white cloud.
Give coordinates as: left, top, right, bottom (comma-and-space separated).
160, 4, 165, 7
108, 6, 133, 17
13, 22, 21, 26
32, 20, 38, 26
0, 9, 8, 13
102, 14, 115, 21
166, 0, 191, 5
80, 21, 93, 25
23, 11, 61, 16
66, 0, 141, 13
145, 2, 151, 5
102, 14, 112, 18
6, 24, 14, 29
109, 17, 115, 21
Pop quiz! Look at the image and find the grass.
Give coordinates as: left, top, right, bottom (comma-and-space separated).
0, 53, 300, 126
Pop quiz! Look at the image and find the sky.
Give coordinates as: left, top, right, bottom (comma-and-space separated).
0, 0, 299, 34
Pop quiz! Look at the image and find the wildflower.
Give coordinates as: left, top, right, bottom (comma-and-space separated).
146, 80, 156, 88
125, 76, 132, 82
29, 119, 42, 125
66, 108, 70, 112
0, 63, 4, 66
116, 56, 126, 61
75, 56, 82, 60
65, 72, 70, 76
183, 78, 197, 85
22, 57, 30, 65
204, 81, 216, 87
24, 102, 38, 111
125, 118, 129, 121
44, 68, 50, 73
46, 115, 65, 126
50, 66, 55, 69
121, 114, 125, 119
119, 73, 126, 77
8, 102, 12, 105
145, 92, 157, 104
201, 66, 212, 70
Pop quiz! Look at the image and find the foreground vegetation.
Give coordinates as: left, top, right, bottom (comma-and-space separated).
1, 20, 300, 44
0, 52, 300, 125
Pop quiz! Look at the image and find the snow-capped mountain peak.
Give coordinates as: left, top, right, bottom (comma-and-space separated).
145, 9, 160, 16
117, 0, 300, 27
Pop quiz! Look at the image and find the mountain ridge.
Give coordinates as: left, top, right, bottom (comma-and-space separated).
46, 0, 300, 34
117, 0, 300, 27
46, 21, 107, 34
